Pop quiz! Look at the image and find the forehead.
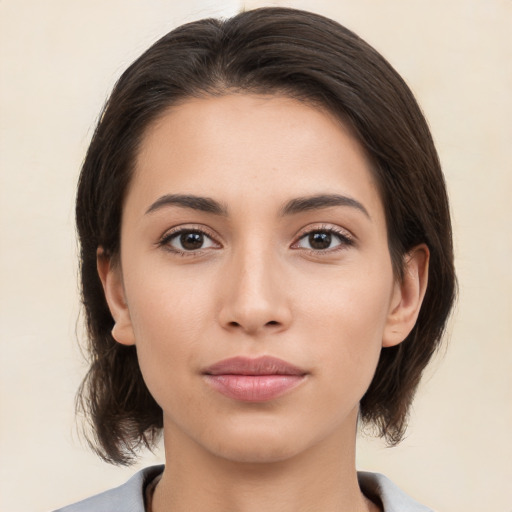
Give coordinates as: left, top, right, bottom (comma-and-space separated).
128, 93, 383, 220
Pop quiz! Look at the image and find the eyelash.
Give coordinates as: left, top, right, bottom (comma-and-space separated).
292, 225, 355, 254
157, 226, 221, 257
157, 224, 354, 257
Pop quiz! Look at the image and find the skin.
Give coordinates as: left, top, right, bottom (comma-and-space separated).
98, 94, 429, 512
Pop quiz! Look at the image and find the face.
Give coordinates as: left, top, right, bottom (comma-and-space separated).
101, 94, 422, 464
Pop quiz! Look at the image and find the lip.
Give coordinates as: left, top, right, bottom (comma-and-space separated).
202, 356, 307, 402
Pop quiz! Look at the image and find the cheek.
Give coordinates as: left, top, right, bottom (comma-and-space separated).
295, 262, 394, 386
122, 266, 217, 406
300, 260, 393, 336
125, 258, 215, 338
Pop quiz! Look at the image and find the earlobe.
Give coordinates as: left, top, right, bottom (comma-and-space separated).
97, 248, 136, 346
382, 244, 429, 348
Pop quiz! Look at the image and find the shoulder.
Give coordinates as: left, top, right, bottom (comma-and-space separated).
52, 465, 164, 512
53, 466, 430, 512
358, 471, 434, 512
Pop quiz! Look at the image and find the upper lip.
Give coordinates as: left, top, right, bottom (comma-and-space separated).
203, 356, 307, 376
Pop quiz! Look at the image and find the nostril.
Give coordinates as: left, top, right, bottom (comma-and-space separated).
266, 321, 279, 326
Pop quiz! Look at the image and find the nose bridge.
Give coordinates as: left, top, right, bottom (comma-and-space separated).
219, 236, 290, 334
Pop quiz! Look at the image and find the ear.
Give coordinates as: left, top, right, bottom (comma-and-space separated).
382, 244, 429, 348
96, 248, 136, 346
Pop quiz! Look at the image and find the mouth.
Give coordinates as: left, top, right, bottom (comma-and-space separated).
202, 356, 308, 402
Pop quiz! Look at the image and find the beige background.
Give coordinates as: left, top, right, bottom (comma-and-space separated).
1, 1, 511, 511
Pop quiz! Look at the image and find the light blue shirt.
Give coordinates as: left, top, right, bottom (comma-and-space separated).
53, 465, 433, 512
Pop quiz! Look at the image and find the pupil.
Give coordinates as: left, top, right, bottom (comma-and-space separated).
309, 232, 331, 250
180, 232, 203, 250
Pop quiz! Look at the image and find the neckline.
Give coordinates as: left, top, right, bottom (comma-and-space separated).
144, 472, 162, 512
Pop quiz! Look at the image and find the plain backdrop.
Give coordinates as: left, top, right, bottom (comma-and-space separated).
1, 1, 511, 511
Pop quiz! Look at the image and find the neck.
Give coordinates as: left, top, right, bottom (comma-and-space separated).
152, 410, 379, 512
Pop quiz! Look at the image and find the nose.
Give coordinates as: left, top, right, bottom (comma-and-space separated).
218, 246, 292, 336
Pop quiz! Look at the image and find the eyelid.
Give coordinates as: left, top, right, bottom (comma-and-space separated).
157, 224, 222, 254
291, 223, 355, 251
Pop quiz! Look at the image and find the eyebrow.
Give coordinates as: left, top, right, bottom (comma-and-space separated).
145, 194, 228, 216
281, 194, 370, 219
145, 192, 370, 219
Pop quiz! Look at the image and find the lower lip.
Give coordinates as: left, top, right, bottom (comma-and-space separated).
204, 374, 305, 402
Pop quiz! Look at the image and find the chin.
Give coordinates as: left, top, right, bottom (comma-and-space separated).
203, 422, 309, 465
213, 439, 302, 465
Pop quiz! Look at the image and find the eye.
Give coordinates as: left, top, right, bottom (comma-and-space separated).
293, 228, 353, 252
160, 228, 219, 253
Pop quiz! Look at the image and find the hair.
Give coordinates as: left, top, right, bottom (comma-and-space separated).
76, 6, 456, 465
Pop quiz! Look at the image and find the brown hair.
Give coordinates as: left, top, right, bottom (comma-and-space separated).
76, 7, 456, 465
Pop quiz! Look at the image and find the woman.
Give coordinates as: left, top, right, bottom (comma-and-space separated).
55, 7, 455, 512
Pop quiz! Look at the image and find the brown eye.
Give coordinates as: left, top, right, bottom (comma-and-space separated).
180, 232, 204, 250
163, 229, 218, 253
294, 228, 353, 252
308, 232, 332, 250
